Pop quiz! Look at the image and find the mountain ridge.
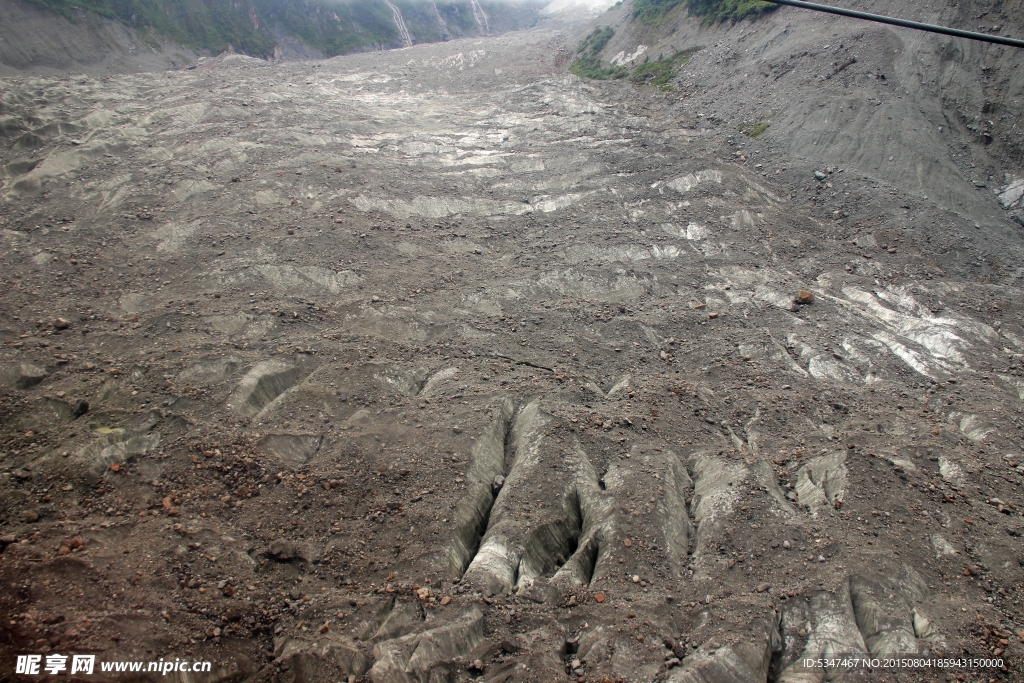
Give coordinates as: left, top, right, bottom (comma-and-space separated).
0, 0, 545, 72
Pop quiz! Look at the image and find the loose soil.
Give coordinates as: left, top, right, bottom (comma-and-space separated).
2, 5, 1023, 682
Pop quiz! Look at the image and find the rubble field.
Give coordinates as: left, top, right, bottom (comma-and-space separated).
2, 9, 1024, 682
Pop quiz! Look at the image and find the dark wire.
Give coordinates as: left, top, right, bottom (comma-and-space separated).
762, 0, 1024, 49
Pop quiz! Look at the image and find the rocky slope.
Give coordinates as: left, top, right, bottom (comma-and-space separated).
1, 2, 1023, 682
0, 0, 544, 74
580, 0, 1024, 262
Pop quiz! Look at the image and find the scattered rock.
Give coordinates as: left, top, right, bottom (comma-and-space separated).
77, 422, 162, 481
518, 581, 560, 605
266, 539, 315, 563
1, 363, 48, 389
931, 535, 957, 558
671, 616, 778, 682
21, 509, 40, 523
794, 290, 815, 305
794, 452, 846, 513
912, 611, 932, 639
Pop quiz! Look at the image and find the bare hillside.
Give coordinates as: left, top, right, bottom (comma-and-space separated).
0, 0, 196, 75
585, 0, 1024, 269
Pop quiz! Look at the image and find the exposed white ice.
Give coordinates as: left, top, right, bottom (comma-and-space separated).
609, 46, 647, 67
998, 177, 1024, 208
665, 170, 722, 193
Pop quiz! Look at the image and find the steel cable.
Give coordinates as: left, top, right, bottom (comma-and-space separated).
762, 0, 1024, 49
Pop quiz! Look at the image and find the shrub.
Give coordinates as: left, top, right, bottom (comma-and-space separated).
743, 121, 770, 138
570, 26, 630, 80
630, 47, 698, 90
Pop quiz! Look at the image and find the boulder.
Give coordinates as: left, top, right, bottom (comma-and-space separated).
1, 363, 47, 389
266, 539, 316, 563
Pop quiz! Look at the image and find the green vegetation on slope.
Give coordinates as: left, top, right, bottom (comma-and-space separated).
21, 0, 542, 58
630, 47, 698, 90
22, 0, 116, 20
569, 26, 629, 80
254, 0, 397, 56
479, 1, 544, 35
742, 120, 769, 138
632, 0, 777, 27
27, 0, 277, 55
570, 30, 700, 91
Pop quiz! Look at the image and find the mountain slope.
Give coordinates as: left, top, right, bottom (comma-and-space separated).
0, 0, 545, 72
569, 0, 1024, 279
